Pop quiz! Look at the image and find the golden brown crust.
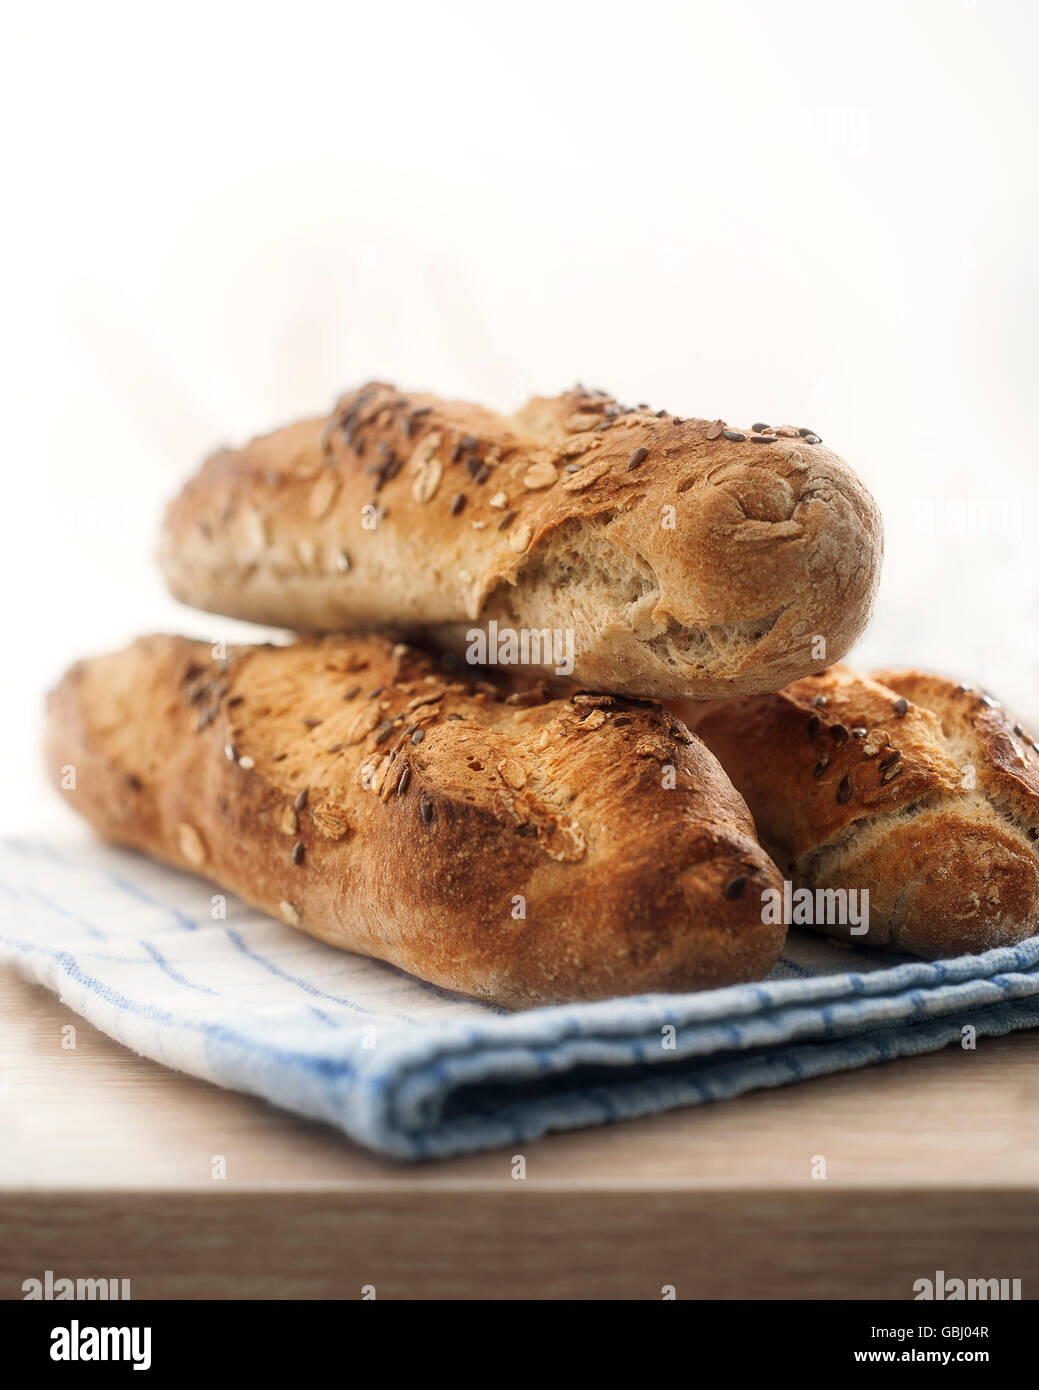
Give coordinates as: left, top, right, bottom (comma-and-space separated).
158, 383, 883, 699
677, 666, 1039, 956
45, 633, 786, 1008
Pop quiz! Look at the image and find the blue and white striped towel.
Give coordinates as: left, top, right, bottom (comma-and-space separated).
3, 834, 1039, 1159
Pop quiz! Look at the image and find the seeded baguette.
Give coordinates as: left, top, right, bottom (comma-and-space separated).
676, 666, 1039, 957
45, 633, 786, 1007
159, 383, 883, 700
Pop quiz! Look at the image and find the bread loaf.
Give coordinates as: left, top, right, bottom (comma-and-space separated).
159, 383, 883, 700
678, 666, 1039, 956
45, 632, 786, 1007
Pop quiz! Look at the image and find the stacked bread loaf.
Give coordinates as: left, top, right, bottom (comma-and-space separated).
675, 667, 1039, 957
47, 380, 1036, 1007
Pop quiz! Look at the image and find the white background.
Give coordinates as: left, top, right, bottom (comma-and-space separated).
2, 0, 1036, 832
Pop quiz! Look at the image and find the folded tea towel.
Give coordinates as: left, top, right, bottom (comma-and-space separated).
2, 835, 1039, 1160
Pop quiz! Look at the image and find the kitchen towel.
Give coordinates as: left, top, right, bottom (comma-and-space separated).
3, 833, 1039, 1160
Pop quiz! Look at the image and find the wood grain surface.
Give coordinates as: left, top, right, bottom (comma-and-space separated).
1, 964, 1037, 1299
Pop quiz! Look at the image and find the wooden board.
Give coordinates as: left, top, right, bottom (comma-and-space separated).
2, 963, 1037, 1299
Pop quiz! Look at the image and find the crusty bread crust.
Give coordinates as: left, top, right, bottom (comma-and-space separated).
45, 633, 786, 1007
678, 667, 1039, 956
159, 383, 883, 699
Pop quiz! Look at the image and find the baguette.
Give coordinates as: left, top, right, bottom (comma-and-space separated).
678, 666, 1039, 957
159, 383, 883, 700
44, 633, 786, 1007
